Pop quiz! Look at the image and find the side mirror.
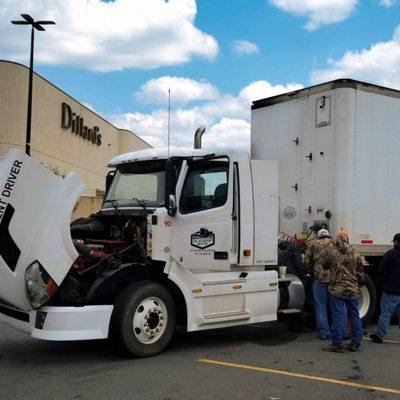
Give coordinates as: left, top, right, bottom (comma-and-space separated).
106, 170, 115, 194
167, 194, 177, 217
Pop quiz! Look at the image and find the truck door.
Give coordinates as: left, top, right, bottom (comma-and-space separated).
171, 158, 233, 271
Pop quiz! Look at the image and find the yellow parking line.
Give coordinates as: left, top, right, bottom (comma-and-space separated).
198, 358, 400, 395
364, 337, 400, 345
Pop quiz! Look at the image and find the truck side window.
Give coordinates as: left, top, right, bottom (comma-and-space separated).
180, 161, 229, 214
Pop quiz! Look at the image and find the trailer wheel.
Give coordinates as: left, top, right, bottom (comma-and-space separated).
359, 274, 376, 327
111, 281, 175, 358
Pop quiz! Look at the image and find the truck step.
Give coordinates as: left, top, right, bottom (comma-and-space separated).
200, 310, 251, 325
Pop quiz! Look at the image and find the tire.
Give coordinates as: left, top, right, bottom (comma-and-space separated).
359, 274, 377, 327
111, 281, 175, 358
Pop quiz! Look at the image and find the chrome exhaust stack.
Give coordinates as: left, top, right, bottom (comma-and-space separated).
194, 126, 206, 149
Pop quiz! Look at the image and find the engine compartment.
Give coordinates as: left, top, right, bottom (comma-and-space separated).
50, 212, 150, 306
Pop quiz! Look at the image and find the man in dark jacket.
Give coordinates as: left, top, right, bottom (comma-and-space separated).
278, 240, 305, 279
370, 233, 400, 343
278, 240, 309, 332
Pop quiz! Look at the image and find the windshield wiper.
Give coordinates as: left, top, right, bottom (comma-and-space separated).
104, 198, 147, 214
104, 199, 123, 214
131, 197, 147, 214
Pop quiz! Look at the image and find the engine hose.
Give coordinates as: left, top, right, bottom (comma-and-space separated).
72, 240, 92, 257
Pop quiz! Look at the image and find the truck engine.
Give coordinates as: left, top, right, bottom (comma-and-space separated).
50, 213, 150, 307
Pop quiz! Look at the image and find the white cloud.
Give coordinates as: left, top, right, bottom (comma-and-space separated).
111, 78, 303, 151
206, 118, 251, 150
310, 26, 400, 88
231, 39, 260, 56
380, 0, 396, 6
268, 0, 358, 30
239, 80, 303, 103
2, 0, 218, 72
134, 76, 219, 104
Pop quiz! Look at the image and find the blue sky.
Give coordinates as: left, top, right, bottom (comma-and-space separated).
1, 0, 400, 149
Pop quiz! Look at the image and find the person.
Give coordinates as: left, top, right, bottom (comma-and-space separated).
370, 233, 400, 343
322, 231, 364, 353
304, 228, 334, 339
278, 240, 309, 332
278, 240, 305, 280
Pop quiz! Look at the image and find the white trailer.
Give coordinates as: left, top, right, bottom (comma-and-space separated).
251, 78, 400, 257
251, 78, 400, 322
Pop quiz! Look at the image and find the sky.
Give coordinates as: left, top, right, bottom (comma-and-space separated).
1, 0, 400, 150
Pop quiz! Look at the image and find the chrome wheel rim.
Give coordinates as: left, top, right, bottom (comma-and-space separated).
359, 285, 370, 319
133, 297, 167, 344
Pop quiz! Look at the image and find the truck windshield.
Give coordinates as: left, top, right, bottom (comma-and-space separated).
104, 160, 166, 208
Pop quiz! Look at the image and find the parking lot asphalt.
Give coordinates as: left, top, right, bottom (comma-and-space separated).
0, 321, 399, 400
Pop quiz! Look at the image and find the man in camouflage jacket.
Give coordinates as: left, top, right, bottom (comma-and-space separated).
304, 229, 335, 339
322, 232, 364, 353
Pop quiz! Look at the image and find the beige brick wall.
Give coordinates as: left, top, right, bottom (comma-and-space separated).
0, 60, 151, 218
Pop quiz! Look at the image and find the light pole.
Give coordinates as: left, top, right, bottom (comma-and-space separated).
11, 14, 55, 156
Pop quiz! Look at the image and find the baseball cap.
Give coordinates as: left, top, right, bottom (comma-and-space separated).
317, 229, 330, 238
392, 233, 400, 243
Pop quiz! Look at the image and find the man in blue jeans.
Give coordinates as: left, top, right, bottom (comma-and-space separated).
323, 232, 364, 352
304, 229, 335, 339
370, 233, 400, 343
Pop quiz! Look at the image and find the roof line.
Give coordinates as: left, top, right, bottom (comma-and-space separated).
0, 59, 151, 148
251, 78, 400, 110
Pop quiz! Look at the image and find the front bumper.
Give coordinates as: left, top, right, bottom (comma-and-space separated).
0, 304, 113, 341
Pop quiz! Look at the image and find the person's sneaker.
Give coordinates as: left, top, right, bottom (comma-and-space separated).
322, 344, 345, 353
318, 334, 330, 340
346, 342, 361, 352
369, 334, 383, 344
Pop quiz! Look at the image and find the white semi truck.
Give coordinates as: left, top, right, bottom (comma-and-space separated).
0, 78, 395, 357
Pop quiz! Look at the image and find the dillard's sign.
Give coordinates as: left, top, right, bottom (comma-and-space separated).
61, 102, 102, 146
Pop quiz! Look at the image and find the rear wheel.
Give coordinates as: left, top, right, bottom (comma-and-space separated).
111, 281, 175, 357
359, 274, 376, 327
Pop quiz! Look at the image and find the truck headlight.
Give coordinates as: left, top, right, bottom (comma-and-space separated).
25, 261, 58, 309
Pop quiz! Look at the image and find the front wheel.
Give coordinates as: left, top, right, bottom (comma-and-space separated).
111, 281, 176, 357
359, 274, 376, 327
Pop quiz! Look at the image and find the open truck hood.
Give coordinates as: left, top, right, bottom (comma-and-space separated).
0, 149, 85, 311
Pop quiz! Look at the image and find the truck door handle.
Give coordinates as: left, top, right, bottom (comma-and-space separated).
214, 251, 228, 260
305, 153, 313, 161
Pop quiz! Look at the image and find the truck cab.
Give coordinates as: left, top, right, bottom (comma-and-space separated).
0, 146, 304, 357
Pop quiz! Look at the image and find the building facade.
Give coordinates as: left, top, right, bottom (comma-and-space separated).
0, 60, 150, 219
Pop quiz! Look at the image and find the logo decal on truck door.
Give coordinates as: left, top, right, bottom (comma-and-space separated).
191, 229, 215, 250
0, 203, 21, 272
